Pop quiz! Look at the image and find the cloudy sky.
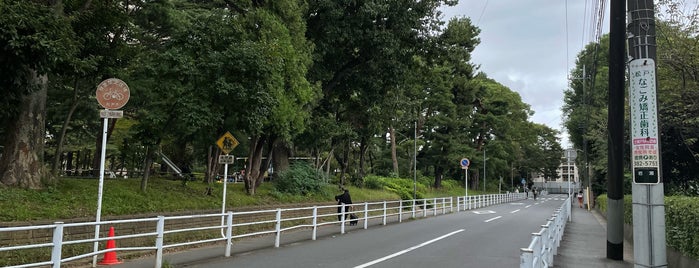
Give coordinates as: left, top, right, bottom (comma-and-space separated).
441, 1, 610, 148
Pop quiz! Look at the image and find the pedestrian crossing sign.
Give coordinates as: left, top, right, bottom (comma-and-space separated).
216, 131, 239, 154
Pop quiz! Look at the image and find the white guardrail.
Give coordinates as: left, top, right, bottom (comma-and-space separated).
0, 193, 527, 268
519, 195, 571, 268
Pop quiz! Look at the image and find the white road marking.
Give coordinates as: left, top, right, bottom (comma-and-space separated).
353, 229, 465, 268
510, 209, 520, 214
472, 210, 496, 214
484, 216, 502, 222
525, 205, 532, 208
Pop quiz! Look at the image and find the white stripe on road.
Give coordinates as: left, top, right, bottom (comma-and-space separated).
484, 216, 502, 222
525, 205, 532, 208
510, 209, 520, 214
353, 229, 465, 268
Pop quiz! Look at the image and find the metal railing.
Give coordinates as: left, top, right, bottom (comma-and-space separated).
519, 195, 570, 268
0, 193, 525, 268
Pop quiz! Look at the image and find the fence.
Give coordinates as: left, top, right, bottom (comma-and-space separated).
1, 193, 526, 268
519, 195, 571, 268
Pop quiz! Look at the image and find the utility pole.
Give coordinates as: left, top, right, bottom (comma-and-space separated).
607, 0, 625, 261
627, 0, 667, 267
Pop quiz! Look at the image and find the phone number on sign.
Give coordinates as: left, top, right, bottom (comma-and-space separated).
634, 160, 658, 167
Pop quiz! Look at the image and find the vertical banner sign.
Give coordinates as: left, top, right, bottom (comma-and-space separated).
629, 59, 660, 184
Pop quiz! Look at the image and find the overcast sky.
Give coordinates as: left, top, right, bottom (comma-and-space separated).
442, 1, 611, 148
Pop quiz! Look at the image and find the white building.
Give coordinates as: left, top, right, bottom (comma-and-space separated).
531, 148, 579, 193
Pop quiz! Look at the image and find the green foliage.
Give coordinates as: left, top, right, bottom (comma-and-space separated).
597, 194, 699, 259
665, 196, 699, 259
0, 1, 76, 126
439, 179, 460, 191
362, 175, 425, 200
273, 163, 326, 195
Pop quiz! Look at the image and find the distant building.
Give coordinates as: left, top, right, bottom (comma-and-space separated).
531, 148, 579, 192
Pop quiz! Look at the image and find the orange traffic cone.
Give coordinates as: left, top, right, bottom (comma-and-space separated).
98, 226, 122, 265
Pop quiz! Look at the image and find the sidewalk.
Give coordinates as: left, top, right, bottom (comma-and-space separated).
553, 205, 634, 267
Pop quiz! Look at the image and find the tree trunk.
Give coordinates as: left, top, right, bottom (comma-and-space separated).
257, 140, 274, 187
472, 169, 480, 191
140, 146, 153, 192
51, 79, 81, 175
244, 136, 266, 195
0, 73, 50, 189
358, 136, 367, 178
389, 127, 399, 176
333, 141, 350, 186
272, 138, 290, 175
434, 165, 443, 188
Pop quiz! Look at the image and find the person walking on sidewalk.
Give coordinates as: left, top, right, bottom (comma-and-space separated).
577, 190, 584, 208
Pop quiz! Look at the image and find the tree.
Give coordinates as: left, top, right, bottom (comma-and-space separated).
0, 1, 76, 189
304, 0, 458, 185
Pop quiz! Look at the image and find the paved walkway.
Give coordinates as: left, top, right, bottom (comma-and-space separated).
553, 206, 634, 267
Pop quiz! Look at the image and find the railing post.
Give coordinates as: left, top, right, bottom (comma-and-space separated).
155, 216, 165, 268
423, 199, 427, 217
545, 219, 554, 266
412, 199, 416, 218
399, 201, 403, 222
520, 248, 534, 268
442, 198, 447, 214
363, 202, 369, 229
225, 212, 233, 256
51, 222, 64, 268
532, 233, 542, 268
382, 201, 387, 225
312, 207, 318, 240
450, 197, 454, 213
274, 208, 282, 247
433, 198, 437, 216
340, 205, 346, 233
456, 197, 461, 212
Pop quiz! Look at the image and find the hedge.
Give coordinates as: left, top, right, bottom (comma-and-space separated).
596, 194, 699, 259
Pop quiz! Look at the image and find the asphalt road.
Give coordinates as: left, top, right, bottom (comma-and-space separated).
188, 195, 568, 268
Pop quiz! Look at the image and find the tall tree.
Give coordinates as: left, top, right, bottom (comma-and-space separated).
0, 1, 76, 189
304, 0, 460, 184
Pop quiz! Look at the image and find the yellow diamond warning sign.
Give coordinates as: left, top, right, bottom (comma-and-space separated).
216, 131, 239, 154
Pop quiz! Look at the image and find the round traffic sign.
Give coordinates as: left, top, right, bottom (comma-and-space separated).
460, 158, 470, 167
96, 78, 130, 110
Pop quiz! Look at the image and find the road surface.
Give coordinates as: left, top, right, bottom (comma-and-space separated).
186, 195, 567, 268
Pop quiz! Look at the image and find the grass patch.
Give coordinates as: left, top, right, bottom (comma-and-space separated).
1, 177, 413, 222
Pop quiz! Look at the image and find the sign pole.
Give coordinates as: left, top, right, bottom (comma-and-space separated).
464, 168, 468, 197
92, 116, 109, 267
628, 1, 667, 262
221, 158, 229, 237
460, 158, 470, 203
92, 78, 129, 268
215, 131, 239, 238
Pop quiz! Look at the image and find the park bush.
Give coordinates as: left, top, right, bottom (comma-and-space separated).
362, 175, 425, 199
597, 194, 699, 259
440, 179, 460, 191
273, 163, 326, 195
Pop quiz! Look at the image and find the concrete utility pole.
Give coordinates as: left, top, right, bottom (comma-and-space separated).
627, 0, 667, 267
607, 0, 626, 261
